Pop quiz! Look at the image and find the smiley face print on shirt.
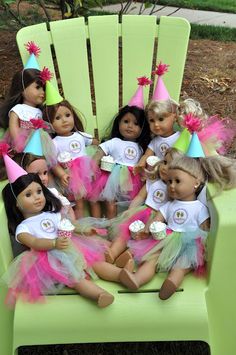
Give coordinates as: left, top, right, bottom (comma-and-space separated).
124, 146, 138, 161
153, 189, 166, 203
40, 219, 56, 233
69, 140, 82, 154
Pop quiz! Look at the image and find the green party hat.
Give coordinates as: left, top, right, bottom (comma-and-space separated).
45, 81, 64, 105
173, 128, 191, 153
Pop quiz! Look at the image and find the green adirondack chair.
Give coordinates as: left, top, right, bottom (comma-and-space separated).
0, 15, 235, 355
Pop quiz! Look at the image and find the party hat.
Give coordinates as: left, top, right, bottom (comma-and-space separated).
186, 132, 205, 158
152, 62, 170, 101
128, 76, 152, 109
0, 143, 27, 183
24, 41, 40, 70
173, 128, 191, 153
24, 129, 43, 156
45, 81, 64, 106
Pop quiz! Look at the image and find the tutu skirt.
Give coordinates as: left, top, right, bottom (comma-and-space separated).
143, 229, 208, 273
2, 128, 31, 153
68, 156, 101, 199
97, 164, 143, 202
2, 239, 86, 306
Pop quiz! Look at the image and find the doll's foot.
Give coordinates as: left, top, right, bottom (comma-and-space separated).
104, 249, 115, 264
119, 269, 139, 290
159, 279, 177, 300
123, 258, 135, 273
115, 249, 133, 268
97, 292, 114, 308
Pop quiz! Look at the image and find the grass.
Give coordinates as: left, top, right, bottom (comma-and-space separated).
158, 0, 236, 14
190, 23, 236, 41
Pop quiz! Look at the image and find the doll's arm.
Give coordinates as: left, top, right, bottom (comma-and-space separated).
17, 232, 69, 250
52, 164, 70, 187
200, 217, 210, 231
9, 111, 21, 142
129, 185, 147, 209
93, 147, 106, 165
133, 147, 154, 175
92, 138, 99, 145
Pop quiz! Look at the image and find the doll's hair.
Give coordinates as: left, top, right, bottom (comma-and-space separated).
177, 98, 208, 122
164, 147, 184, 162
146, 99, 179, 118
18, 153, 47, 171
0, 69, 44, 129
110, 105, 151, 151
43, 100, 85, 134
169, 155, 236, 192
2, 173, 62, 235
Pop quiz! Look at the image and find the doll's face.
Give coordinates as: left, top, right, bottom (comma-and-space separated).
51, 106, 74, 136
167, 168, 200, 201
119, 113, 142, 141
23, 81, 45, 107
159, 152, 173, 182
147, 111, 176, 137
16, 181, 46, 218
26, 159, 49, 187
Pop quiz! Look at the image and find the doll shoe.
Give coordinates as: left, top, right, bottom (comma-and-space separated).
123, 258, 135, 273
119, 269, 139, 290
159, 279, 177, 300
115, 249, 133, 268
97, 292, 114, 308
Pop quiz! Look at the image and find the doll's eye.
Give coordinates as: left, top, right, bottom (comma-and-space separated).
158, 117, 164, 122
148, 118, 154, 123
25, 192, 31, 197
43, 170, 48, 176
37, 188, 43, 195
55, 116, 60, 121
66, 113, 71, 117
168, 179, 172, 184
176, 179, 180, 183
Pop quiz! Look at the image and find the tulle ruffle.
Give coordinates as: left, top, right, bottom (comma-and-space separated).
1, 128, 31, 153
2, 244, 86, 306
99, 164, 143, 202
143, 229, 208, 272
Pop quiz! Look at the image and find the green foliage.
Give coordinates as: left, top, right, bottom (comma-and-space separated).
158, 0, 236, 14
190, 23, 236, 41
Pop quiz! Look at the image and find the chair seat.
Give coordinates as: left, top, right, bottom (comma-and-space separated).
13, 274, 209, 349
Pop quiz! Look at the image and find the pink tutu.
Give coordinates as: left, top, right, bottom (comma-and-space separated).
2, 128, 32, 153
68, 156, 101, 199
98, 164, 143, 202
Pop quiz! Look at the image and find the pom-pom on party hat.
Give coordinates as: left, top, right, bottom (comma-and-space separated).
186, 132, 205, 158
173, 128, 191, 153
39, 67, 63, 105
24, 41, 41, 70
24, 119, 48, 156
0, 143, 27, 183
128, 76, 152, 109
152, 62, 170, 101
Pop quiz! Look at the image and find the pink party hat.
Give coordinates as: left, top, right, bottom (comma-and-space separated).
128, 76, 152, 109
0, 143, 27, 183
152, 62, 170, 101
24, 41, 41, 70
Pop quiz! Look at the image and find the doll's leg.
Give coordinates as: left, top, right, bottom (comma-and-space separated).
89, 201, 102, 218
92, 259, 134, 282
74, 199, 84, 219
105, 201, 117, 219
159, 267, 192, 300
119, 254, 159, 290
74, 278, 114, 308
104, 237, 127, 264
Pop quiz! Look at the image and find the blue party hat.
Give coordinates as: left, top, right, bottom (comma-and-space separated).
24, 130, 43, 156
186, 132, 205, 158
24, 41, 41, 70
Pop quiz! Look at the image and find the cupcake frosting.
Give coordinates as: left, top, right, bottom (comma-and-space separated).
129, 220, 145, 233
101, 155, 114, 163
149, 221, 166, 233
58, 218, 75, 232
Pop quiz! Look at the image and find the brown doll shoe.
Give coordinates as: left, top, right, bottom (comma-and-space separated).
123, 258, 135, 273
159, 279, 177, 300
119, 269, 139, 290
104, 249, 115, 264
97, 292, 114, 308
115, 249, 133, 268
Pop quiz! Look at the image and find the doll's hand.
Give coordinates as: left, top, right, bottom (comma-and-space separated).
55, 237, 70, 250
92, 138, 99, 146
60, 173, 70, 188
134, 229, 149, 240
133, 164, 145, 176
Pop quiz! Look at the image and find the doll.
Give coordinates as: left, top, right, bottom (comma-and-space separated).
105, 148, 183, 266
92, 104, 151, 219
44, 99, 100, 219
119, 145, 236, 300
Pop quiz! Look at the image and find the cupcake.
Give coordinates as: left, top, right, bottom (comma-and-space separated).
100, 155, 115, 172
129, 220, 145, 239
146, 156, 160, 171
149, 221, 167, 240
57, 218, 75, 238
58, 151, 72, 169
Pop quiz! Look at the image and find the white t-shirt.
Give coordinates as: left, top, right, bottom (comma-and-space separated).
16, 212, 61, 243
53, 131, 93, 160
145, 179, 168, 210
148, 132, 180, 159
10, 104, 42, 122
48, 187, 70, 207
159, 199, 209, 232
99, 138, 143, 166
